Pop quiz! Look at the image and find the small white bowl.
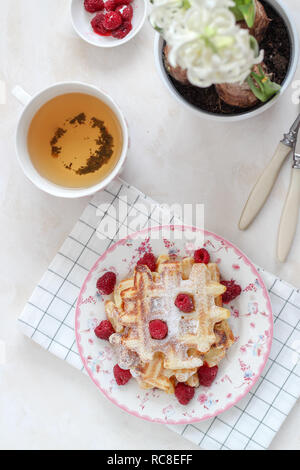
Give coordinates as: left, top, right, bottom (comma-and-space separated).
71, 0, 147, 48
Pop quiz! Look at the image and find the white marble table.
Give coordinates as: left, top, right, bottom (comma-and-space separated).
1, 0, 300, 450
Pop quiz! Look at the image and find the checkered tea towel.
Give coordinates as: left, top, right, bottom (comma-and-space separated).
18, 177, 300, 450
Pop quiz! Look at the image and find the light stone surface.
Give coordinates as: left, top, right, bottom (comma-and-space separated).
0, 0, 300, 450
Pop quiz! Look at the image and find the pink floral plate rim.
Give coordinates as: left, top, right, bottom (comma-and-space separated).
75, 225, 273, 424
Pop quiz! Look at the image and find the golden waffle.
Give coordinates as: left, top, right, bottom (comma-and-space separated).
105, 301, 124, 334
204, 320, 235, 367
163, 261, 234, 386
131, 356, 198, 393
185, 262, 235, 371
203, 263, 235, 367
186, 372, 200, 388
132, 353, 175, 394
107, 254, 193, 334
183, 263, 235, 385
109, 260, 230, 371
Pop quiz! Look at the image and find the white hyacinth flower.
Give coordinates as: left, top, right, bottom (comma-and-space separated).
150, 0, 263, 87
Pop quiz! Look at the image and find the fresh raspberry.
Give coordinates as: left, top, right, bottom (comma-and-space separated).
94, 320, 115, 340
221, 280, 242, 304
175, 294, 194, 313
91, 13, 111, 36
102, 11, 122, 30
194, 248, 210, 264
116, 4, 133, 21
111, 20, 132, 39
198, 364, 218, 387
149, 320, 168, 340
84, 0, 104, 13
113, 364, 132, 385
104, 0, 117, 10
137, 253, 156, 272
175, 382, 195, 405
96, 271, 116, 295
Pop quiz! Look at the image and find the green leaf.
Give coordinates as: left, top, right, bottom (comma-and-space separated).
154, 25, 163, 33
247, 65, 281, 102
249, 35, 259, 56
181, 0, 191, 10
231, 0, 255, 28
230, 6, 244, 22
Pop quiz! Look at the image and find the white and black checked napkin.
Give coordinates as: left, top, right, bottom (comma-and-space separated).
18, 178, 300, 450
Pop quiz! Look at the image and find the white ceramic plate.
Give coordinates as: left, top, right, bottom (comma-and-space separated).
71, 0, 147, 48
75, 226, 273, 424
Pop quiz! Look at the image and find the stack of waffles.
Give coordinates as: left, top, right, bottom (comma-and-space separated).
106, 255, 235, 395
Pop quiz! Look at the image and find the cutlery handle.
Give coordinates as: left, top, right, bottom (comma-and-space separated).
277, 169, 300, 262
239, 142, 291, 230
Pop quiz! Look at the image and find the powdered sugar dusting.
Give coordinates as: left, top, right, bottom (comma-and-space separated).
109, 260, 230, 370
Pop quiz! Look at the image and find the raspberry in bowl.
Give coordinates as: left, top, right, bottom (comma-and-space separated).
71, 0, 147, 48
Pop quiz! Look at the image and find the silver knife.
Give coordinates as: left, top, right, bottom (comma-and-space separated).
239, 113, 300, 231
277, 134, 300, 262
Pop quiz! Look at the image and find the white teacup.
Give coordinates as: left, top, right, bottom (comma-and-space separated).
13, 82, 129, 198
